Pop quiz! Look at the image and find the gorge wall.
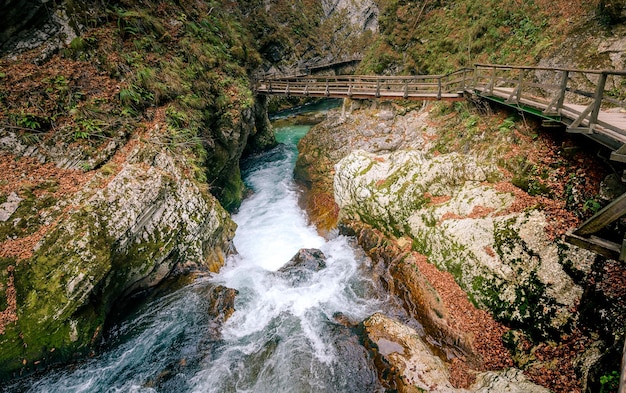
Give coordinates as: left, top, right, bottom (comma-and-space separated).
0, 0, 278, 378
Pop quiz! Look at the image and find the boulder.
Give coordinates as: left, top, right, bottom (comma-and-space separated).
277, 248, 327, 284
334, 149, 594, 339
361, 313, 550, 393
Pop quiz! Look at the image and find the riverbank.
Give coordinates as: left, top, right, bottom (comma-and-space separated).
295, 98, 626, 393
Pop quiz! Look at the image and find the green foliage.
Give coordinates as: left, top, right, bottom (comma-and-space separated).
365, 0, 553, 74
116, 9, 166, 39
599, 370, 620, 393
583, 198, 602, 214
74, 118, 105, 140
64, 36, 97, 59
499, 117, 516, 133
14, 113, 42, 130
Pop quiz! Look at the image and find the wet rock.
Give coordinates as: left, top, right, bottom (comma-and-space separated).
202, 284, 238, 337
326, 322, 382, 391
361, 313, 550, 393
277, 248, 327, 284
243, 95, 278, 156
362, 312, 457, 392
206, 285, 238, 322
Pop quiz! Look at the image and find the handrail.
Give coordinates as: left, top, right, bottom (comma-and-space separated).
256, 65, 626, 140
472, 64, 625, 137
475, 63, 626, 76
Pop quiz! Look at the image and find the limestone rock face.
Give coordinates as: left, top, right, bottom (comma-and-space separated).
0, 135, 237, 377
244, 95, 278, 156
321, 0, 378, 32
334, 148, 593, 338
0, 0, 78, 61
362, 313, 550, 393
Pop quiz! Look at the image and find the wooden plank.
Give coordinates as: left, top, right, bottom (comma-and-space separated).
565, 233, 620, 260
574, 191, 626, 236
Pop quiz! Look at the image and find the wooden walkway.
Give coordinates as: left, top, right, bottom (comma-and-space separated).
471, 64, 626, 153
255, 69, 471, 101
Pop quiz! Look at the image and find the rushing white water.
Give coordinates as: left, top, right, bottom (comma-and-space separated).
6, 106, 388, 393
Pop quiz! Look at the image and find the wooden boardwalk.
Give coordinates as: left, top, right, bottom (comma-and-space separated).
470, 64, 626, 153
256, 65, 626, 151
255, 69, 472, 101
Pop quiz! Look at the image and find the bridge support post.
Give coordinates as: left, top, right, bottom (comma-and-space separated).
556, 70, 569, 113
589, 72, 607, 128
437, 78, 442, 100
507, 69, 524, 104
488, 66, 496, 94
543, 70, 569, 116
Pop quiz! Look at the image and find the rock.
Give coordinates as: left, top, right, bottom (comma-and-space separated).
599, 173, 626, 202
378, 110, 395, 121
321, 0, 378, 32
277, 248, 327, 284
334, 148, 593, 338
243, 95, 278, 156
0, 135, 237, 378
361, 313, 550, 393
202, 284, 239, 337
0, 193, 22, 222
362, 312, 456, 392
0, 0, 79, 62
471, 369, 550, 393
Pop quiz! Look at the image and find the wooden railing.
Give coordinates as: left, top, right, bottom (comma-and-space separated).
255, 68, 474, 101
472, 64, 626, 148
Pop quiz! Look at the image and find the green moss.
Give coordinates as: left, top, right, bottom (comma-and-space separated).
217, 167, 245, 212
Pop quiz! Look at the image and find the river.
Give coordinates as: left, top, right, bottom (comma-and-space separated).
5, 101, 394, 392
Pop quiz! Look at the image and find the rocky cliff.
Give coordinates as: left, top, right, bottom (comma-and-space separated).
0, 0, 276, 378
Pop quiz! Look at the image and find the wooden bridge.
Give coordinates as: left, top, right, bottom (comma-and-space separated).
256, 64, 626, 262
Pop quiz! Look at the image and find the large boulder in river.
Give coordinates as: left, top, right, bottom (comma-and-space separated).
277, 248, 327, 284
